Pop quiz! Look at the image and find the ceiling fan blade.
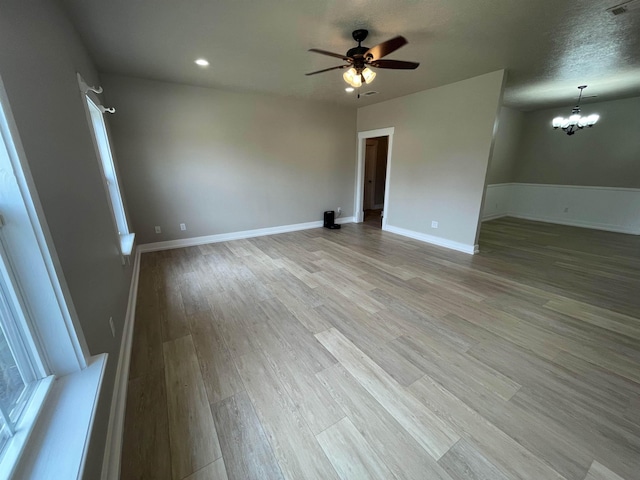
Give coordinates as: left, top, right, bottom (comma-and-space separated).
308, 48, 352, 61
305, 65, 349, 76
364, 36, 408, 61
368, 59, 419, 70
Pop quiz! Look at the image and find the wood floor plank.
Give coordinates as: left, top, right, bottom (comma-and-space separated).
189, 310, 244, 404
316, 417, 395, 480
546, 297, 640, 341
409, 375, 566, 480
314, 303, 423, 386
164, 335, 222, 479
583, 460, 627, 480
316, 328, 459, 460
317, 364, 455, 480
389, 335, 520, 402
184, 458, 228, 480
158, 286, 190, 342
120, 370, 172, 480
258, 297, 336, 373
212, 391, 284, 480
234, 349, 340, 480
128, 298, 164, 380
437, 439, 509, 480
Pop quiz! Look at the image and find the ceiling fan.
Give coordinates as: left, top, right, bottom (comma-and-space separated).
306, 29, 419, 91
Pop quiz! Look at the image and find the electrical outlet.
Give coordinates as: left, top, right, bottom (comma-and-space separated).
180, 223, 186, 231
155, 226, 161, 234
431, 220, 439, 228
564, 207, 569, 213
109, 316, 115, 338
337, 207, 342, 216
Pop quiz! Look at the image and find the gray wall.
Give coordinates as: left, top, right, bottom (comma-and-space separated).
357, 70, 505, 247
514, 95, 640, 188
0, 1, 134, 478
102, 75, 357, 244
486, 106, 525, 184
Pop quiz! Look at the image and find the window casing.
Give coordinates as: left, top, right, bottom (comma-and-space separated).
78, 75, 134, 257
0, 75, 90, 477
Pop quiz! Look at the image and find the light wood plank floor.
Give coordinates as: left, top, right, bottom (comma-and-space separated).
121, 217, 640, 480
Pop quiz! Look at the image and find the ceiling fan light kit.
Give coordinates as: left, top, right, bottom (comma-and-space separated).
343, 66, 376, 88
552, 85, 600, 135
306, 29, 419, 94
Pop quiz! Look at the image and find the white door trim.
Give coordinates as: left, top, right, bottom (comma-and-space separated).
354, 127, 394, 227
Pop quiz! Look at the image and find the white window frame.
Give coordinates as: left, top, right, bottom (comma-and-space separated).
0, 75, 104, 479
78, 74, 134, 258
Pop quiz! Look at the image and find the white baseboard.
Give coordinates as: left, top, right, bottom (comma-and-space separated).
384, 224, 477, 255
138, 217, 355, 253
482, 183, 640, 235
100, 248, 142, 480
481, 213, 508, 222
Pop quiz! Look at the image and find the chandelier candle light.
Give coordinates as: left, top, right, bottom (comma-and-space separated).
552, 85, 600, 135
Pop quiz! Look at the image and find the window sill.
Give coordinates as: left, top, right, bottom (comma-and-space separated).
119, 233, 135, 257
10, 354, 108, 480
0, 376, 55, 480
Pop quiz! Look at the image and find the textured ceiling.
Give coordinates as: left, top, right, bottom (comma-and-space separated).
61, 0, 640, 110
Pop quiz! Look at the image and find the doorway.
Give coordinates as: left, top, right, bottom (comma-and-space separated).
354, 127, 394, 229
363, 136, 388, 228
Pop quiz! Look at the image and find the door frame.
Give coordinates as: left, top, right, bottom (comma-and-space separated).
354, 127, 394, 229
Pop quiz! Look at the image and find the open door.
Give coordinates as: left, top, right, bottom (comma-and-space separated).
362, 137, 388, 228
355, 128, 394, 228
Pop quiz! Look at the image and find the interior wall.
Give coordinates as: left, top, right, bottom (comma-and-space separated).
357, 70, 505, 249
485, 106, 525, 184
0, 1, 134, 478
102, 74, 357, 245
514, 95, 640, 187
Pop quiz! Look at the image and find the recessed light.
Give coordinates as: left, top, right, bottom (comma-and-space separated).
345, 87, 354, 93
195, 58, 209, 67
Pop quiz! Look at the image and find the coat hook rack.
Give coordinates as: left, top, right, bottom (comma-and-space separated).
99, 105, 116, 114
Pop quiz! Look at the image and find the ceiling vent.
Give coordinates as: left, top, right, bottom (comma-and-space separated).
363, 91, 379, 96
607, 0, 640, 15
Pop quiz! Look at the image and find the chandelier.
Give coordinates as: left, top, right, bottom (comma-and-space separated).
552, 85, 599, 135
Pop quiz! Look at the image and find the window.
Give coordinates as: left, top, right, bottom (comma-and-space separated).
79, 75, 134, 256
0, 239, 42, 454
0, 76, 97, 478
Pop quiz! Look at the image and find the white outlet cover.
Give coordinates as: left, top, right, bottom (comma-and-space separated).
180, 223, 186, 231
155, 226, 161, 233
431, 221, 439, 228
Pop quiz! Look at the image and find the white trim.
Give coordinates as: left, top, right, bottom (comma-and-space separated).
0, 76, 88, 374
355, 128, 394, 225
504, 214, 640, 235
481, 213, 508, 222
138, 217, 356, 253
0, 377, 54, 480
13, 354, 108, 480
512, 182, 640, 193
384, 224, 477, 254
481, 183, 640, 234
100, 248, 141, 480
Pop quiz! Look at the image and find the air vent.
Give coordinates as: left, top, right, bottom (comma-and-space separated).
607, 0, 640, 15
363, 91, 379, 96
